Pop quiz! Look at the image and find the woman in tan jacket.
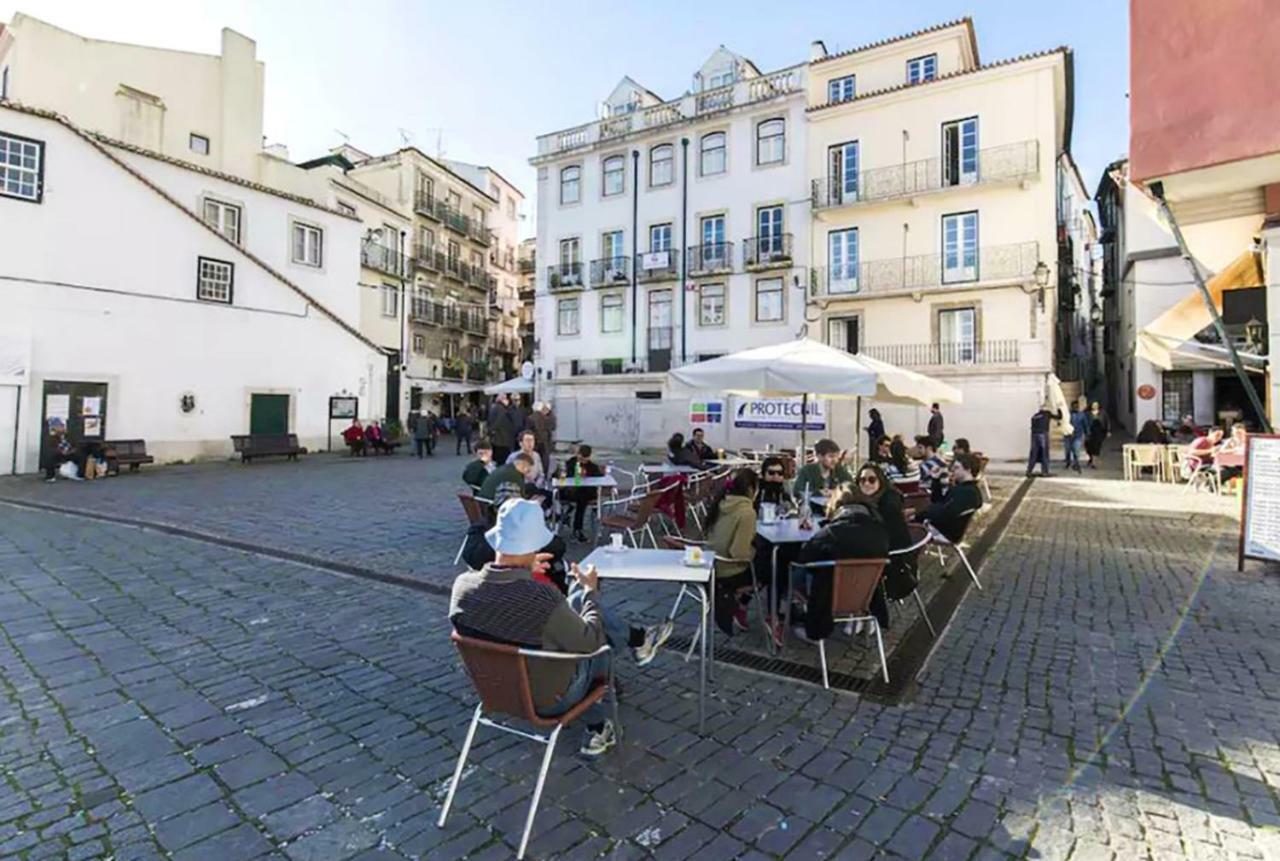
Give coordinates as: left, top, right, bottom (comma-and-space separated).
705, 468, 759, 636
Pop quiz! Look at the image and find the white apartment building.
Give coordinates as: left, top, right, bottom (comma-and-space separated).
531, 49, 811, 448
0, 103, 385, 474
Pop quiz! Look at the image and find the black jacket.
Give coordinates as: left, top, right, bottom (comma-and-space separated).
927, 412, 944, 444
797, 505, 891, 640
917, 481, 982, 542
670, 444, 704, 469
756, 482, 794, 512
487, 403, 517, 449
1030, 408, 1062, 435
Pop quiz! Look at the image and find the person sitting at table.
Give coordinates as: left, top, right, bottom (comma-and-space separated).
853, 463, 919, 630
1174, 414, 1198, 443
688, 427, 716, 463
564, 444, 604, 542
470, 453, 566, 589
462, 439, 495, 490
914, 436, 948, 501
1218, 424, 1248, 483
341, 419, 366, 456
952, 438, 972, 457
914, 453, 983, 542
481, 451, 538, 509
883, 435, 920, 485
794, 439, 853, 505
1136, 419, 1169, 445
450, 498, 673, 758
667, 432, 705, 469
755, 455, 795, 514
705, 468, 760, 637
792, 484, 890, 642
1182, 427, 1223, 481
507, 430, 547, 488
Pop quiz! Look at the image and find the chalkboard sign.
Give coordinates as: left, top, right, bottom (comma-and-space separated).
1239, 434, 1280, 570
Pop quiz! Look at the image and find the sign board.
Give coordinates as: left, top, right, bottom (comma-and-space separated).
329, 396, 358, 420
733, 397, 825, 431
1239, 434, 1280, 570
690, 400, 723, 425
640, 251, 670, 270
1137, 384, 1156, 401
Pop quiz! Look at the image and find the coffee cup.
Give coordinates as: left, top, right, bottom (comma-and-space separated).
610, 533, 624, 550
761, 502, 777, 524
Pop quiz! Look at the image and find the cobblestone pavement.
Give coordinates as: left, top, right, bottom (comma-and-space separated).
1, 463, 1277, 860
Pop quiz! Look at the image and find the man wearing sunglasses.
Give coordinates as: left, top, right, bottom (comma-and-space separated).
755, 455, 794, 512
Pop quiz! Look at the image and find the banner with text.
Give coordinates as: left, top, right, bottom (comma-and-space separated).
733, 397, 825, 431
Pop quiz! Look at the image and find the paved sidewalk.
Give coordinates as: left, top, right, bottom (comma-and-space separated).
0, 469, 1277, 860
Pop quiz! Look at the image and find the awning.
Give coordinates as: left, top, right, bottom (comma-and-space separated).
484, 376, 534, 395
405, 377, 481, 395
1137, 249, 1267, 370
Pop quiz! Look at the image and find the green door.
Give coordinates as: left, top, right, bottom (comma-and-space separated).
249, 394, 289, 435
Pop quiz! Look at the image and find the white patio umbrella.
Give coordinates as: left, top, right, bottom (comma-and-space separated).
483, 376, 534, 395
668, 338, 961, 459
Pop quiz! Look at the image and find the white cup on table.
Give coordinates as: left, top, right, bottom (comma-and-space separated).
610, 533, 624, 551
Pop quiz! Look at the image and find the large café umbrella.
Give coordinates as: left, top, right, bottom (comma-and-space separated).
668, 338, 962, 459
483, 376, 534, 395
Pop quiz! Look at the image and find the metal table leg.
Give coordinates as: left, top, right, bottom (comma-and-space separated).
699, 578, 709, 733
770, 543, 781, 655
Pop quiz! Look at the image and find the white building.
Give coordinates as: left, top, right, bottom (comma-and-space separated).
0, 103, 385, 474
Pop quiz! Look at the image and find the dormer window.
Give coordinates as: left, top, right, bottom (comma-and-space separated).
827, 75, 856, 104
610, 100, 638, 117
908, 54, 938, 84
704, 66, 736, 90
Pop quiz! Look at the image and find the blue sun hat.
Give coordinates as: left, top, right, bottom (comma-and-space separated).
485, 498, 553, 554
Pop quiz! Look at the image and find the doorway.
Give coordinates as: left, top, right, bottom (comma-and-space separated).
39, 380, 109, 467
249, 393, 289, 435
1214, 370, 1267, 429
385, 350, 401, 422
647, 290, 673, 372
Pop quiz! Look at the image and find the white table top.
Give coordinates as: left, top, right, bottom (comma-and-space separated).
707, 458, 757, 468
551, 475, 619, 488
640, 463, 700, 474
581, 547, 713, 583
756, 518, 819, 544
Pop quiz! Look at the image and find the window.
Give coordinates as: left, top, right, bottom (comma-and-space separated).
649, 223, 672, 252
699, 132, 726, 176
755, 277, 784, 322
602, 155, 625, 196
189, 133, 210, 155
827, 75, 856, 103
0, 131, 44, 202
559, 237, 580, 265
447, 190, 463, 212
1162, 371, 1193, 425
557, 297, 580, 335
416, 173, 434, 203
202, 198, 242, 244
419, 226, 436, 250
699, 283, 725, 326
291, 221, 323, 267
443, 339, 459, 361
472, 205, 486, 230
506, 197, 516, 219
648, 290, 673, 350
649, 144, 673, 187
828, 317, 860, 354
601, 293, 624, 333
757, 206, 783, 256
602, 230, 624, 262
942, 117, 979, 186
942, 212, 978, 283
336, 200, 356, 217
381, 284, 400, 318
828, 141, 859, 204
196, 257, 233, 304
412, 334, 426, 355
938, 307, 977, 362
756, 119, 785, 165
907, 54, 938, 84
559, 165, 581, 204
700, 215, 726, 269
828, 228, 859, 294
447, 239, 460, 264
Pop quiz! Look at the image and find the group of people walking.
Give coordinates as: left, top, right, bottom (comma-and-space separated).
1026, 399, 1110, 477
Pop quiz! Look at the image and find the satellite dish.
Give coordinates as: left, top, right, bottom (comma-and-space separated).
520, 361, 535, 381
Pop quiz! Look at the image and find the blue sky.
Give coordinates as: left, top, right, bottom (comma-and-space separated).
4, 0, 1129, 230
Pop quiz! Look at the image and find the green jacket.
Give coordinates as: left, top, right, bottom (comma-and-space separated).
793, 462, 854, 501
706, 494, 757, 579
479, 462, 526, 509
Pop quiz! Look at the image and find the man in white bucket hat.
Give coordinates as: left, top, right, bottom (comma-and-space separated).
449, 499, 672, 756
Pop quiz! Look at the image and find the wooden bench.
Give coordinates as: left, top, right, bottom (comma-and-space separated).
230, 433, 307, 463
103, 439, 155, 474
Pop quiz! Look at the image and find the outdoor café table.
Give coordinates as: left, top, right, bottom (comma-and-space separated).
551, 474, 618, 539
707, 457, 757, 469
756, 517, 819, 650
581, 546, 714, 732
639, 463, 700, 475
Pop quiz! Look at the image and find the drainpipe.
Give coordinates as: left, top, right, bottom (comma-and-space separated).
680, 137, 690, 365
399, 229, 408, 420
631, 150, 640, 366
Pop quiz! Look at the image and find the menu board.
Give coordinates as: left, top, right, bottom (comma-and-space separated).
1239, 435, 1280, 570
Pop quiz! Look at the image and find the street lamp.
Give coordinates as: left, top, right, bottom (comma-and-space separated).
1090, 304, 1105, 327
1244, 316, 1265, 352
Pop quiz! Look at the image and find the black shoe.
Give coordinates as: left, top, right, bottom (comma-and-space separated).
1025, 471, 1033, 478
573, 530, 589, 543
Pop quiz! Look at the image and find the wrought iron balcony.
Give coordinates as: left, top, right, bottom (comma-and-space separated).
461, 261, 496, 291
361, 241, 407, 278
413, 245, 443, 272
442, 255, 464, 280
547, 262, 585, 292
557, 352, 689, 378
742, 234, 793, 270
634, 250, 678, 283
469, 222, 492, 247
811, 141, 1040, 211
858, 340, 1021, 368
810, 241, 1040, 298
414, 190, 440, 220
590, 256, 632, 287
460, 309, 488, 336
518, 256, 536, 274
411, 297, 448, 326
687, 241, 734, 276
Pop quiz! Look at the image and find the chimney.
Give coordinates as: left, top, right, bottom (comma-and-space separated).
810, 40, 828, 61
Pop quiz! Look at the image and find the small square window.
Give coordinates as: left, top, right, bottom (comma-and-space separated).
0, 131, 45, 202
189, 133, 210, 155
754, 277, 784, 323
381, 284, 400, 317
827, 75, 856, 103
699, 283, 725, 326
291, 221, 324, 267
196, 257, 233, 304
202, 198, 242, 244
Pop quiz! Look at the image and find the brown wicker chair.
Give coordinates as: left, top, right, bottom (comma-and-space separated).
792, 558, 889, 688
437, 632, 617, 859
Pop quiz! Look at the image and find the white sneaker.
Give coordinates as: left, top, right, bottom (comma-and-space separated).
843, 621, 855, 636
633, 621, 673, 666
579, 719, 617, 757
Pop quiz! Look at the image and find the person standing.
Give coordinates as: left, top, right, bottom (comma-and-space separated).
455, 408, 474, 455
487, 394, 516, 464
425, 409, 440, 456
530, 401, 556, 475
926, 403, 944, 448
1066, 401, 1089, 473
1026, 404, 1062, 477
1084, 402, 1109, 469
866, 408, 885, 457
412, 410, 431, 459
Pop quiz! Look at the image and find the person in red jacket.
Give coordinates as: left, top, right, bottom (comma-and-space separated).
341, 419, 366, 456
364, 420, 386, 454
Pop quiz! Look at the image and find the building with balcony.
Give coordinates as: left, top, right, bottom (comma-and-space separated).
518, 238, 537, 363
805, 20, 1077, 457
531, 47, 811, 447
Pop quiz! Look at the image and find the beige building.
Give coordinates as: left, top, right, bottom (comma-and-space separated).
805, 21, 1076, 457
518, 237, 537, 362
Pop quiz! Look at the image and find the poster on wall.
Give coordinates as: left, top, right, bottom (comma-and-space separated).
44, 394, 70, 425
689, 401, 723, 425
83, 416, 102, 438
733, 397, 825, 431
82, 396, 102, 417
1239, 434, 1280, 570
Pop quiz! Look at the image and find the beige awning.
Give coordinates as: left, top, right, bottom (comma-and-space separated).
1136, 249, 1265, 370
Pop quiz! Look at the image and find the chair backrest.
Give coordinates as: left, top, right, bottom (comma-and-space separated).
458, 493, 491, 526
901, 491, 931, 516
632, 490, 664, 522
1129, 444, 1162, 466
451, 632, 538, 721
830, 558, 889, 617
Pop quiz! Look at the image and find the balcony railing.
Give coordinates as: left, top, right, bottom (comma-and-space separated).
493, 334, 522, 355
859, 340, 1021, 368
634, 250, 678, 283
461, 261, 495, 291
518, 256, 536, 274
413, 245, 442, 272
460, 310, 488, 336
590, 256, 632, 287
556, 352, 689, 378
547, 262, 585, 292
811, 141, 1040, 210
414, 190, 439, 220
687, 242, 734, 276
411, 298, 449, 326
361, 241, 407, 278
811, 241, 1040, 298
742, 234, 793, 269
469, 222, 492, 247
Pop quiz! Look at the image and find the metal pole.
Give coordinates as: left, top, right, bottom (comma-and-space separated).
11, 385, 20, 475
1150, 184, 1271, 432
631, 150, 640, 365
800, 393, 808, 464
855, 395, 862, 464
680, 137, 690, 365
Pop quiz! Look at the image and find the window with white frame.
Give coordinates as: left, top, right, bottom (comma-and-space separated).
602, 155, 625, 196
381, 284, 400, 317
412, 333, 426, 355
756, 118, 785, 166
942, 211, 979, 283
0, 131, 44, 202
601, 293, 624, 333
754, 277, 784, 322
189, 133, 210, 155
202, 198, 242, 244
907, 54, 938, 84
828, 228, 859, 294
602, 230, 624, 264
557, 297, 580, 335
828, 141, 859, 204
291, 221, 323, 267
649, 144, 673, 187
196, 257, 233, 304
559, 237, 580, 266
443, 339, 458, 360
419, 226, 435, 251
506, 196, 516, 219
649, 223, 672, 252
699, 283, 725, 326
938, 306, 977, 362
827, 75, 856, 103
757, 206, 783, 257
560, 165, 581, 204
472, 205, 486, 231
699, 132, 726, 176
447, 190, 463, 211
942, 117, 979, 186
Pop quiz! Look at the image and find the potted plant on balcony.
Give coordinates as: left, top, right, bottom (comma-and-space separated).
443, 356, 465, 380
